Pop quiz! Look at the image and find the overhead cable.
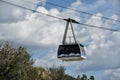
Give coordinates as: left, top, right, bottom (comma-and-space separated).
38, 0, 120, 23
0, 0, 63, 21
64, 18, 119, 31
20, 0, 120, 26
0, 0, 119, 32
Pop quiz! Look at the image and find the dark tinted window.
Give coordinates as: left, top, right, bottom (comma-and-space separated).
58, 44, 80, 55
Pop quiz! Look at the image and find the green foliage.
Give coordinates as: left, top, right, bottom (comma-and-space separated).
76, 74, 95, 80
89, 75, 95, 80
77, 75, 81, 80
64, 74, 77, 80
47, 65, 65, 80
36, 67, 47, 80
81, 74, 88, 80
0, 42, 40, 80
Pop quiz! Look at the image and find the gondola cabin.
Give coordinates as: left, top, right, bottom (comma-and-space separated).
57, 18, 86, 61
57, 43, 86, 61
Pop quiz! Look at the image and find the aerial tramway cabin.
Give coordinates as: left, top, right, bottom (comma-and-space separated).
57, 18, 86, 61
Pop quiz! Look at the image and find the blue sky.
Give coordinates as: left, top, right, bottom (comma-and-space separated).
0, 0, 120, 80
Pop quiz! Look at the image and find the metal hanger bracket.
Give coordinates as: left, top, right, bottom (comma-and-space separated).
62, 18, 77, 44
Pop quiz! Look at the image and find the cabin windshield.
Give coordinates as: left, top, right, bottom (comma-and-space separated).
58, 44, 80, 56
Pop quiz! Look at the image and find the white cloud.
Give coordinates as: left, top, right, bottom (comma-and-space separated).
0, 2, 65, 49
71, 0, 82, 9
13, 9, 24, 19
36, 6, 48, 14
86, 13, 103, 26
73, 12, 120, 72
103, 68, 120, 80
0, 0, 43, 23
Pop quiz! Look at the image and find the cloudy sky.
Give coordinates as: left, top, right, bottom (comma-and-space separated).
0, 0, 120, 80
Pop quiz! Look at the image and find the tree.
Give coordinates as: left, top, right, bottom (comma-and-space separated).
64, 74, 77, 80
47, 65, 65, 80
89, 76, 95, 80
0, 42, 40, 80
81, 74, 88, 80
36, 67, 47, 80
77, 75, 81, 80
